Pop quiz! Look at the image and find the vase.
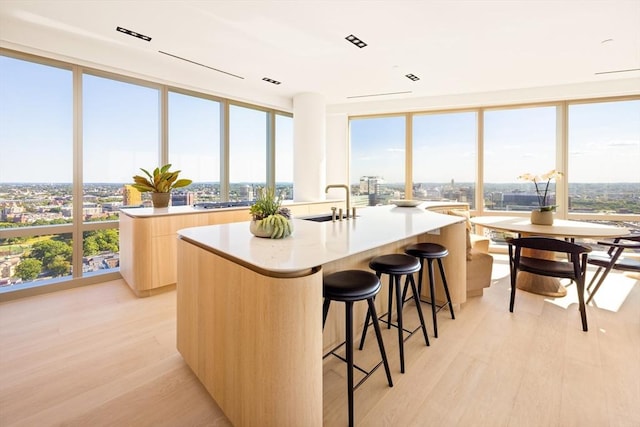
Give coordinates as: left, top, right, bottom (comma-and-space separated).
151, 192, 170, 208
250, 218, 293, 239
530, 209, 554, 225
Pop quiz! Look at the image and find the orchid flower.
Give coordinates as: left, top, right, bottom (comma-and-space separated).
518, 169, 563, 210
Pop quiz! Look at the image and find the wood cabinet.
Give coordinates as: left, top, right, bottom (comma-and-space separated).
119, 201, 337, 297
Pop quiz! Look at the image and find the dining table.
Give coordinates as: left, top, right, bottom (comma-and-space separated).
470, 216, 630, 297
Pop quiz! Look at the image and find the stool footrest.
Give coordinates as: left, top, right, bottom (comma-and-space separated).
417, 297, 453, 315
377, 314, 427, 343
323, 341, 388, 391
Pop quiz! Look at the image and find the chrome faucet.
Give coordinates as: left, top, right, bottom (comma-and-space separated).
325, 184, 351, 219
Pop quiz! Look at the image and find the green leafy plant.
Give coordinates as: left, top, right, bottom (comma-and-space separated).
250, 187, 292, 238
131, 164, 192, 193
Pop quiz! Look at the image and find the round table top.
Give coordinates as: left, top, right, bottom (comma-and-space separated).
470, 215, 630, 239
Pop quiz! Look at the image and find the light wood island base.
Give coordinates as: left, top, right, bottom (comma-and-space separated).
176, 211, 465, 426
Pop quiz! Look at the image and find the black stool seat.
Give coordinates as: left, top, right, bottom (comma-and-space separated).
324, 270, 381, 301
323, 269, 393, 427
404, 242, 455, 338
360, 253, 429, 374
406, 242, 448, 259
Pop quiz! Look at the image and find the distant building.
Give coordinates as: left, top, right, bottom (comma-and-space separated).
171, 192, 195, 206
123, 185, 142, 206
359, 176, 383, 206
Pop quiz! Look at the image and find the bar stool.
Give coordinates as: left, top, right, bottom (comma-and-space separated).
359, 254, 429, 374
404, 242, 455, 338
323, 270, 393, 427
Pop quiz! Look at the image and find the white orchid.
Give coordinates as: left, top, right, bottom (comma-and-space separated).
518, 169, 563, 211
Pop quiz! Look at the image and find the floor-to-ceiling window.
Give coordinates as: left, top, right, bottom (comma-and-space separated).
347, 98, 639, 236
275, 113, 294, 200
0, 55, 74, 288
228, 104, 268, 200
0, 49, 292, 296
567, 99, 640, 217
350, 115, 406, 206
412, 111, 477, 208
483, 105, 558, 212
168, 90, 222, 204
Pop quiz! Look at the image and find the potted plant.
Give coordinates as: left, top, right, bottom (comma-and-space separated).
249, 187, 293, 238
518, 169, 563, 225
131, 164, 192, 208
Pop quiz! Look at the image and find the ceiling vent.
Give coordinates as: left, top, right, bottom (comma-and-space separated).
595, 68, 640, 75
347, 91, 412, 99
158, 51, 244, 79
345, 34, 367, 48
116, 26, 151, 42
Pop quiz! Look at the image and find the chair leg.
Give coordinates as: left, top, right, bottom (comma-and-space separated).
408, 274, 429, 346
586, 267, 603, 291
394, 274, 405, 373
322, 298, 331, 329
437, 258, 455, 320
367, 298, 393, 387
359, 272, 382, 350
345, 301, 355, 427
576, 278, 588, 331
427, 259, 438, 337
586, 265, 614, 304
386, 273, 393, 329
358, 300, 371, 350
509, 270, 517, 313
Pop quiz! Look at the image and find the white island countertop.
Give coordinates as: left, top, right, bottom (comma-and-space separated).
178, 204, 464, 275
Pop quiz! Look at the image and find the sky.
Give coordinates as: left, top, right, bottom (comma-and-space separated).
1, 54, 639, 186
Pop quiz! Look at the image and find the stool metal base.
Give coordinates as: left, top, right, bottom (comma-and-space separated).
359, 272, 429, 373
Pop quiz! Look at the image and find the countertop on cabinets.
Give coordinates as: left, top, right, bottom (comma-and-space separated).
177, 204, 464, 276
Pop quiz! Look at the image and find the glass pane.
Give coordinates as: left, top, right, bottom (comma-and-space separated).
275, 114, 293, 200
0, 233, 73, 289
83, 229, 119, 276
229, 104, 267, 201
83, 73, 159, 215
412, 112, 477, 208
168, 91, 221, 204
483, 106, 557, 211
568, 100, 640, 215
0, 56, 73, 228
350, 116, 406, 206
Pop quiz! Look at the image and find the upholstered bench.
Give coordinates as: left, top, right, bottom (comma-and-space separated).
448, 209, 494, 297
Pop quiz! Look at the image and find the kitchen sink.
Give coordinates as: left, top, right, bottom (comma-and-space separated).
300, 213, 356, 222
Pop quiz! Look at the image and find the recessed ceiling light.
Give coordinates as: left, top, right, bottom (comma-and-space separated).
262, 77, 281, 85
116, 26, 151, 42
345, 34, 367, 48
405, 74, 420, 81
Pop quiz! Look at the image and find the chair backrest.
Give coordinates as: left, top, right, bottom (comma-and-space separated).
506, 236, 593, 331
506, 236, 592, 280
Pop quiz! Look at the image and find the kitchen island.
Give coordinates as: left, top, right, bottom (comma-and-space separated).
176, 204, 465, 427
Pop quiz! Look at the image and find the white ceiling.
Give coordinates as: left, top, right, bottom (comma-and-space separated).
1, 0, 639, 109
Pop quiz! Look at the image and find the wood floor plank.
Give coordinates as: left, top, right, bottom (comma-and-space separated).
1, 256, 638, 427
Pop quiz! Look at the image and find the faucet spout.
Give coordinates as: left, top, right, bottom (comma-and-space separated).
325, 184, 351, 219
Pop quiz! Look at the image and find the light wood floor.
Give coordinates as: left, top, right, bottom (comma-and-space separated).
1, 256, 638, 427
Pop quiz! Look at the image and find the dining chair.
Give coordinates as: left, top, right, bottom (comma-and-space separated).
586, 233, 640, 304
506, 237, 592, 331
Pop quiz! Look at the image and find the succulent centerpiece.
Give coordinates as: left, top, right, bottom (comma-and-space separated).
249, 187, 293, 239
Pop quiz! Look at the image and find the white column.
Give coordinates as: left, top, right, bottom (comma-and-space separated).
293, 92, 325, 202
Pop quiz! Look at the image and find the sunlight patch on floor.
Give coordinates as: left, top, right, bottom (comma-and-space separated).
545, 274, 637, 312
